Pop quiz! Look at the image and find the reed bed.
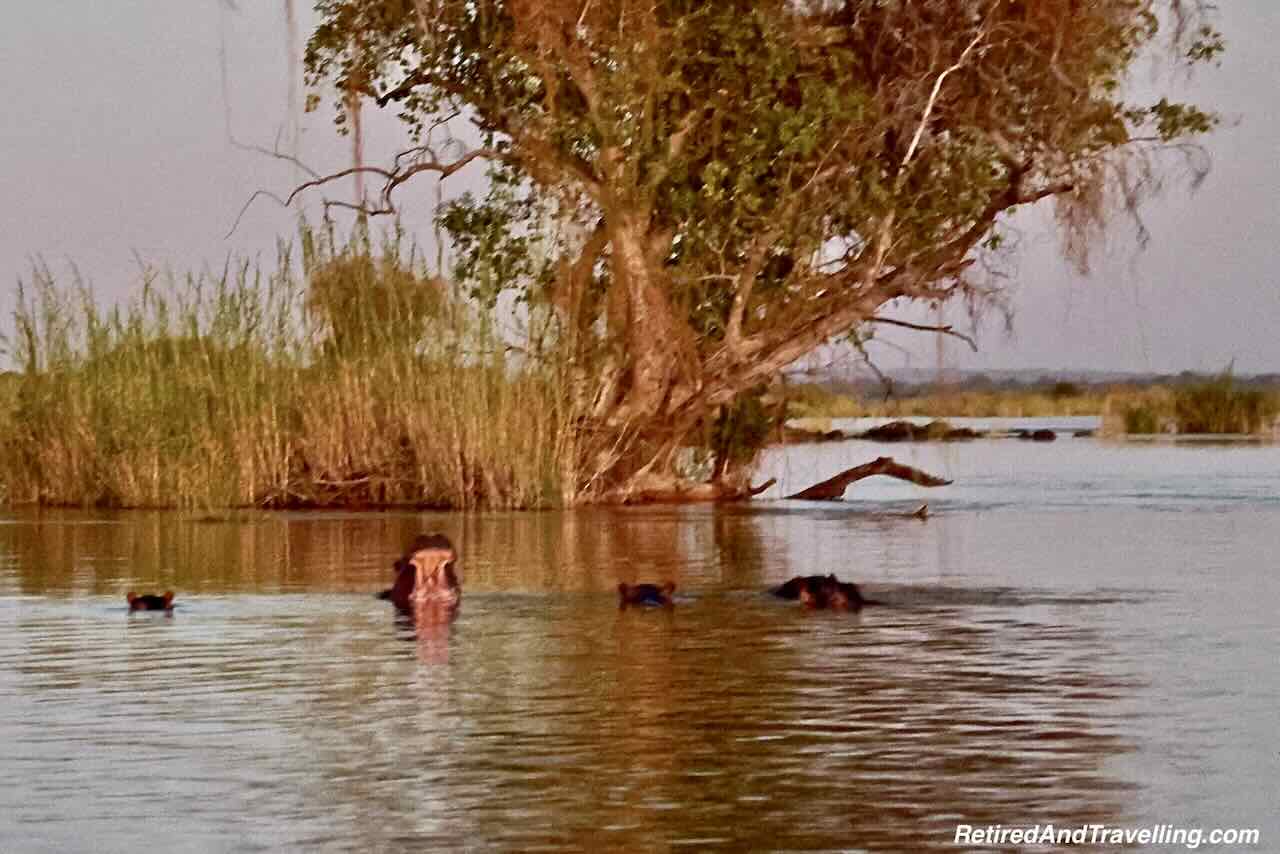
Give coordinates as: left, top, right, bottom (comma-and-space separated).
0, 227, 582, 509
1120, 375, 1276, 435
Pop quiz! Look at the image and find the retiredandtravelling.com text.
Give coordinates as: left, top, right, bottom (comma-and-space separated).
953, 823, 1260, 849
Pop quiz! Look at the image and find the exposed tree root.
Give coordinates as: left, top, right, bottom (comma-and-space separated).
604, 473, 778, 504
786, 456, 952, 501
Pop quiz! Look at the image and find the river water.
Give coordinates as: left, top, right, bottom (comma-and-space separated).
2, 424, 1276, 852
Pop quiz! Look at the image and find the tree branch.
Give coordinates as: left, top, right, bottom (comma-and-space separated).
900, 25, 988, 177
226, 189, 291, 238
642, 106, 706, 198
284, 147, 494, 214
868, 316, 978, 352
372, 69, 430, 108
787, 456, 953, 500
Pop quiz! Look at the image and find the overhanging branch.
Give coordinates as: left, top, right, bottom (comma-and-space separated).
868, 316, 978, 352
284, 147, 494, 214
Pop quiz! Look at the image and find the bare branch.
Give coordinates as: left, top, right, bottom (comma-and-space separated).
899, 23, 988, 177
225, 189, 290, 239
868, 316, 978, 352
284, 147, 494, 215
230, 130, 321, 179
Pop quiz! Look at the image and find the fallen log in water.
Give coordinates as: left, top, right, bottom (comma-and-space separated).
786, 456, 953, 501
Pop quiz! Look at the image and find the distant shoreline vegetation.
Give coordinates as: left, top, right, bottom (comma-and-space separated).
0, 224, 580, 510
785, 374, 1280, 437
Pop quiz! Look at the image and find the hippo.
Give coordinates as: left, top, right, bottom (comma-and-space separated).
127, 591, 175, 612
772, 575, 834, 601
798, 578, 856, 610
618, 582, 676, 608
377, 534, 461, 612
774, 575, 876, 610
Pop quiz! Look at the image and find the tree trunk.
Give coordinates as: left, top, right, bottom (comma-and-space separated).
607, 216, 688, 424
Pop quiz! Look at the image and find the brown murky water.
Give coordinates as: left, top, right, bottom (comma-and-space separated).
2, 434, 1277, 852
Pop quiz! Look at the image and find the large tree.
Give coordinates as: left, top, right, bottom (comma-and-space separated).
300, 0, 1220, 500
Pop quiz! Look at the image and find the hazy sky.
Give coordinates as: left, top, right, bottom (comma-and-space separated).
2, 2, 1276, 375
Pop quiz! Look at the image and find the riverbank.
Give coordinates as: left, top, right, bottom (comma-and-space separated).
786, 377, 1279, 439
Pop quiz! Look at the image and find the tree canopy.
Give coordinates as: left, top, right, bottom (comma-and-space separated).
301, 0, 1220, 498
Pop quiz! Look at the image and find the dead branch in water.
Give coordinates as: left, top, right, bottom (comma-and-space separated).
786, 457, 952, 501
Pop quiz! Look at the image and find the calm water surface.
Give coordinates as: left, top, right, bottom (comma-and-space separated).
2, 432, 1277, 852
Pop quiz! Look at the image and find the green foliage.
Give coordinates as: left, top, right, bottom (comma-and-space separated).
1126, 98, 1219, 140
1187, 25, 1226, 65
307, 0, 1221, 341
709, 389, 778, 471
435, 177, 557, 309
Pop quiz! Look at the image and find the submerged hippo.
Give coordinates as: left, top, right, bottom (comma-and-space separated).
618, 582, 676, 608
773, 575, 876, 610
377, 534, 461, 612
127, 591, 175, 612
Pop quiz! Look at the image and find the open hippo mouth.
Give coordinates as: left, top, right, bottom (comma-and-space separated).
379, 533, 462, 613
409, 547, 461, 607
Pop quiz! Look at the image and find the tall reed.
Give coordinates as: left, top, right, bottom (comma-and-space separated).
1172, 372, 1273, 434
0, 225, 582, 509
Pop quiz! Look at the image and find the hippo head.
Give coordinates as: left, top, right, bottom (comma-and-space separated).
397, 534, 460, 608
826, 582, 853, 610
126, 591, 175, 611
798, 576, 865, 610
617, 581, 676, 607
